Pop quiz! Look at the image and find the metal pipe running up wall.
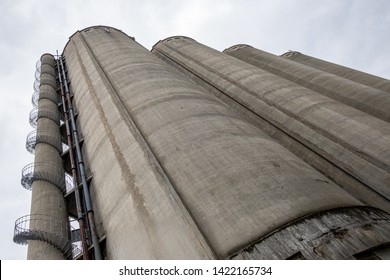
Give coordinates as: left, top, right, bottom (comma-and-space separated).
56, 56, 89, 260
63, 27, 365, 259
152, 37, 390, 213
58, 56, 102, 260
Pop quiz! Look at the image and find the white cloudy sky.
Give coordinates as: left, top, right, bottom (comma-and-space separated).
0, 0, 389, 260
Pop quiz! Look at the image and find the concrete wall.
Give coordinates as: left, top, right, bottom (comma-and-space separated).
224, 45, 390, 122
281, 51, 390, 93
64, 27, 214, 259
63, 27, 367, 259
27, 54, 68, 260
152, 37, 390, 214
232, 207, 390, 260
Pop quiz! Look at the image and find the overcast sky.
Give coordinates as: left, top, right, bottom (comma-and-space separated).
1, 0, 389, 260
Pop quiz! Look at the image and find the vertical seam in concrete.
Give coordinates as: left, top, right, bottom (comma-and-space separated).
159, 43, 390, 173
70, 38, 155, 259
153, 48, 390, 213
73, 32, 217, 259
224, 48, 390, 122
283, 53, 390, 93
155, 43, 390, 200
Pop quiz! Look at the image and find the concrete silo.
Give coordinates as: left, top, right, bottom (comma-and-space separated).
14, 26, 390, 260
224, 45, 390, 122
281, 51, 390, 93
152, 37, 390, 214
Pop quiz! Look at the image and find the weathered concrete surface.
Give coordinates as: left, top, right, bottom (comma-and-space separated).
152, 37, 390, 214
27, 240, 65, 260
232, 206, 390, 260
152, 45, 390, 214
27, 181, 68, 260
39, 84, 59, 104
64, 27, 215, 259
281, 51, 390, 94
224, 45, 390, 122
64, 26, 362, 259
36, 98, 61, 125
35, 119, 63, 153
27, 54, 68, 260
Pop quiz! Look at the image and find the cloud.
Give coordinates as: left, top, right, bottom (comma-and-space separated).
1, 0, 389, 260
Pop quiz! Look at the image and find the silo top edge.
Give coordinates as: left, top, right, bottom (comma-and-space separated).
152, 36, 196, 50
223, 44, 253, 53
280, 50, 302, 58
62, 25, 135, 55
40, 53, 55, 60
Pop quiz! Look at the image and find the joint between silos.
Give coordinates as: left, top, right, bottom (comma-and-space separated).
74, 31, 217, 259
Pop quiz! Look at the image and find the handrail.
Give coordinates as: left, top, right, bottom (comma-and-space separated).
25, 131, 37, 154
65, 172, 75, 193
36, 59, 41, 72
33, 78, 40, 93
29, 107, 61, 128
25, 130, 67, 154
35, 70, 41, 81
32, 90, 39, 107
29, 108, 38, 128
69, 218, 83, 259
21, 163, 34, 190
13, 214, 81, 259
21, 162, 66, 192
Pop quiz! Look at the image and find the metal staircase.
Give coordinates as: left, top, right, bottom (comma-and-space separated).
21, 162, 66, 192
25, 130, 65, 154
13, 214, 81, 259
14, 54, 103, 260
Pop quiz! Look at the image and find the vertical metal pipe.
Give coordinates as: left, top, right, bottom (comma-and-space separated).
56, 56, 89, 260
59, 56, 102, 260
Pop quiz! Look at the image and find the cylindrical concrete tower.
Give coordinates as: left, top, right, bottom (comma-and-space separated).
60, 26, 389, 259
281, 51, 390, 93
15, 54, 70, 259
15, 26, 390, 260
224, 45, 390, 122
152, 37, 390, 215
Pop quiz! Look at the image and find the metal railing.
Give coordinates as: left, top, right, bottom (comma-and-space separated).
69, 219, 83, 259
13, 214, 77, 259
25, 131, 37, 154
21, 162, 66, 192
32, 59, 41, 107
65, 173, 75, 193
32, 91, 39, 107
29, 108, 38, 128
59, 55, 102, 259
32, 90, 39, 107
25, 130, 66, 154
29, 108, 61, 128
72, 243, 83, 259
36, 59, 41, 72
35, 69, 41, 81
33, 78, 40, 93
21, 163, 34, 190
